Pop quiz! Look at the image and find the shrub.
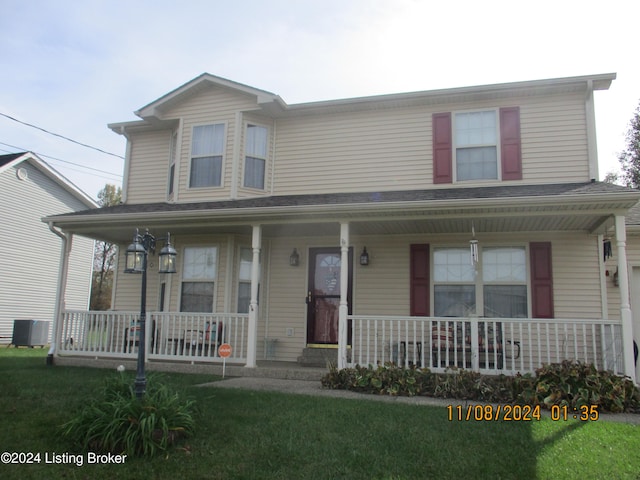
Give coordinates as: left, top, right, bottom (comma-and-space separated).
532, 360, 640, 413
322, 363, 429, 396
61, 372, 196, 457
322, 361, 640, 413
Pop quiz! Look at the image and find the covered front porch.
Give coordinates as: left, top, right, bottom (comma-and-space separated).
45, 182, 640, 381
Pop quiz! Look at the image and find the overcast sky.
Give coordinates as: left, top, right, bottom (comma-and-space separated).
1, 0, 638, 199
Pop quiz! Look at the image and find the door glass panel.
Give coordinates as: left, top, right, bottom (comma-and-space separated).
315, 254, 341, 296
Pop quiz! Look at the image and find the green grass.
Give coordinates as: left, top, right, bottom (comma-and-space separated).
1, 348, 639, 479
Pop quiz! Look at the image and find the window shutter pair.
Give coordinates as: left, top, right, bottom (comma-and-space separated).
410, 242, 553, 318
432, 107, 522, 183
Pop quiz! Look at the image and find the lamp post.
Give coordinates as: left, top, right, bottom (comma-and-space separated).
124, 229, 177, 399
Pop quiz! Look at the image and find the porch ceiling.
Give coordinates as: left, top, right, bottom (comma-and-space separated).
45, 181, 640, 243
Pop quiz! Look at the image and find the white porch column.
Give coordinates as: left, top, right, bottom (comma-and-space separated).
47, 225, 72, 365
246, 224, 261, 368
338, 222, 349, 369
615, 215, 636, 380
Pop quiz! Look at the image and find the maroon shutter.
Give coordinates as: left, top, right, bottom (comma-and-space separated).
530, 242, 554, 318
432, 112, 452, 184
410, 244, 430, 316
500, 107, 522, 180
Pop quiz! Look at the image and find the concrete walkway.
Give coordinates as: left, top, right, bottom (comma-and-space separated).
203, 376, 640, 425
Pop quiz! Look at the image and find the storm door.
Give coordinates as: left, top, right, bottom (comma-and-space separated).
306, 247, 353, 345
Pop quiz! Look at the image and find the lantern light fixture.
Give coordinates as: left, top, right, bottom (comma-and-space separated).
289, 248, 300, 267
360, 247, 370, 266
158, 233, 177, 274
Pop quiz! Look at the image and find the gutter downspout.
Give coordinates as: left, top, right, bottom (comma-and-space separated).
47, 222, 72, 366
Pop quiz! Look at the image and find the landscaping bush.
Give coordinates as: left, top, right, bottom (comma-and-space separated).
61, 371, 196, 457
532, 360, 640, 413
321, 361, 640, 413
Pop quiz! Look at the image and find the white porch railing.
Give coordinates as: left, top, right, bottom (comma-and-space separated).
348, 315, 625, 376
58, 310, 249, 364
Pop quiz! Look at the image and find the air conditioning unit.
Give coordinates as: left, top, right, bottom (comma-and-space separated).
11, 320, 50, 347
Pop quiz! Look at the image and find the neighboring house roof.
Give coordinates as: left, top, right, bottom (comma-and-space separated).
0, 151, 97, 208
45, 181, 640, 243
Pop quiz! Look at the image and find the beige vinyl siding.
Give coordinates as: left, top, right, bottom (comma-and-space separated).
263, 238, 310, 361
122, 87, 592, 202
273, 107, 432, 195
0, 162, 93, 342
163, 86, 258, 203
125, 130, 173, 204
520, 93, 589, 182
551, 234, 603, 319
271, 92, 590, 196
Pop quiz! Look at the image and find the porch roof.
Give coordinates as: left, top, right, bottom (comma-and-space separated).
44, 181, 640, 243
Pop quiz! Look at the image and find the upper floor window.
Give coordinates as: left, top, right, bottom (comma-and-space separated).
432, 107, 521, 184
190, 124, 225, 188
244, 124, 268, 189
168, 131, 177, 196
455, 110, 498, 181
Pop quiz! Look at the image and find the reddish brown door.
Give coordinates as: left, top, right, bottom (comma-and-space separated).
306, 247, 353, 344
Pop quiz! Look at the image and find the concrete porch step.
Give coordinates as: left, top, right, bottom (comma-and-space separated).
297, 347, 338, 368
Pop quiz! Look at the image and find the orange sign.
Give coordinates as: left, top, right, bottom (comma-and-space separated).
218, 343, 232, 358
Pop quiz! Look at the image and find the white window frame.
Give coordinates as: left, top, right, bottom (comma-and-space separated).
243, 123, 269, 190
167, 131, 178, 198
453, 108, 501, 183
188, 122, 227, 189
179, 246, 218, 313
432, 244, 529, 318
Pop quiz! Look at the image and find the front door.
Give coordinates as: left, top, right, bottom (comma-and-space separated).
306, 247, 353, 345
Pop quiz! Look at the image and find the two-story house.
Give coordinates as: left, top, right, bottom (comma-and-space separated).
46, 73, 640, 382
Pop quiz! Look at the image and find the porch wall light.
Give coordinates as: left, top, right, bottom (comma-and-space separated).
360, 247, 370, 266
124, 228, 177, 399
289, 248, 300, 267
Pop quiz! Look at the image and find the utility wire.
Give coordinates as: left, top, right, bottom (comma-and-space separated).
0, 141, 122, 178
0, 111, 125, 159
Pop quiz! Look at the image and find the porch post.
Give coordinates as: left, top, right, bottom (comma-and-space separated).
615, 215, 636, 380
338, 222, 349, 369
47, 225, 72, 365
246, 224, 261, 368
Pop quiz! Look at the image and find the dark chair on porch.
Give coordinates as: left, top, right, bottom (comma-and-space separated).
431, 321, 518, 369
123, 319, 156, 354
183, 321, 223, 356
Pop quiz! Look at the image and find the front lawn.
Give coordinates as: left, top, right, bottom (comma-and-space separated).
0, 348, 638, 479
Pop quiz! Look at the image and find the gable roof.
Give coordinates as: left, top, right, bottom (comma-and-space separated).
0, 152, 97, 208
109, 72, 618, 134
134, 73, 285, 121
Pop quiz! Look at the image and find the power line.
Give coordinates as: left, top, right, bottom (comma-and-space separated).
0, 141, 122, 178
0, 111, 125, 160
